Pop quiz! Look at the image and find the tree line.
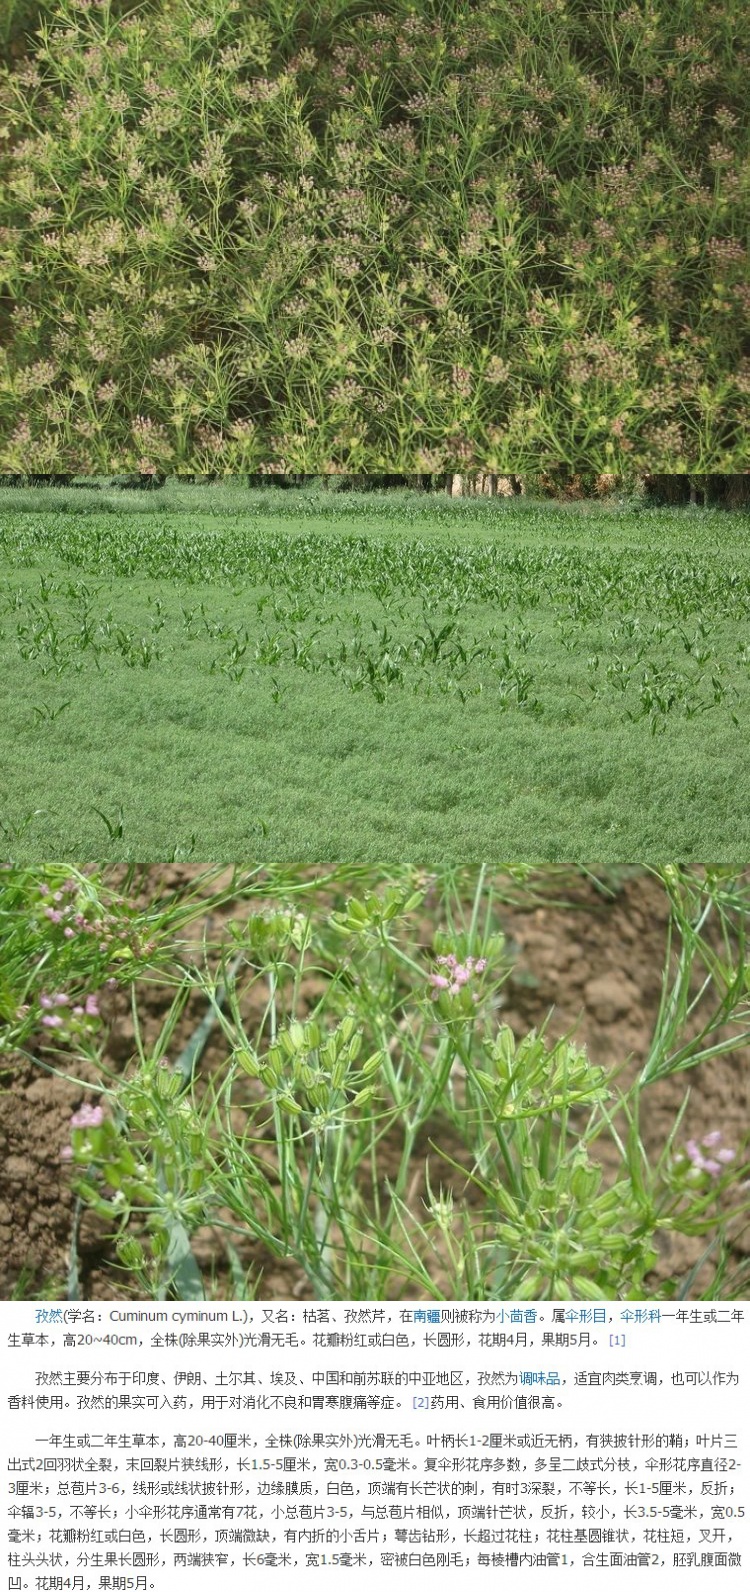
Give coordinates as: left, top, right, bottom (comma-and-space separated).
1, 472, 748, 506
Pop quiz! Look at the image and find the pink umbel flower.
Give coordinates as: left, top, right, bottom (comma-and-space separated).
62, 1102, 105, 1162
70, 1103, 104, 1130
684, 1131, 736, 1177
428, 952, 488, 1001
35, 986, 104, 1042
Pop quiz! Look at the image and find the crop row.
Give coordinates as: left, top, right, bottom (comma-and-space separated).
2, 515, 750, 616
2, 575, 746, 733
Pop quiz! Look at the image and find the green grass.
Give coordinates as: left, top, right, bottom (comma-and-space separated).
1, 489, 749, 860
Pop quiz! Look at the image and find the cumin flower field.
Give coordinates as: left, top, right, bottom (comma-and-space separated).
1, 863, 749, 1302
1, 0, 748, 471
1, 485, 750, 859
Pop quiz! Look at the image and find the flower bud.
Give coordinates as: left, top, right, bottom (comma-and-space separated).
350, 1085, 376, 1106
276, 1092, 302, 1116
290, 916, 312, 951
570, 1158, 602, 1202
116, 1237, 146, 1270
361, 1050, 383, 1078
234, 1048, 262, 1078
320, 1038, 337, 1069
156, 1067, 181, 1097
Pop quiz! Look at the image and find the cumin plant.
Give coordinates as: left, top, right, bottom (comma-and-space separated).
0, 1, 747, 470
6, 863, 747, 1302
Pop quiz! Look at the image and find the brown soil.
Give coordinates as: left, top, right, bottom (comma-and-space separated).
1, 868, 748, 1300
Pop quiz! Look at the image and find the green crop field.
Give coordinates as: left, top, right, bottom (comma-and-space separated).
1, 485, 749, 861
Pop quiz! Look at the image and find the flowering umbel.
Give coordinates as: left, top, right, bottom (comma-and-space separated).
678, 1129, 736, 1178
428, 953, 487, 998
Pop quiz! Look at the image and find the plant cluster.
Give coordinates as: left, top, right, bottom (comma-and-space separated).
3, 863, 749, 1302
0, 863, 199, 1058
1, 0, 748, 471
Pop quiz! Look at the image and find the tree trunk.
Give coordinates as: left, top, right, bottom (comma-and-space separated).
446, 473, 522, 496
724, 475, 750, 509
643, 475, 691, 505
